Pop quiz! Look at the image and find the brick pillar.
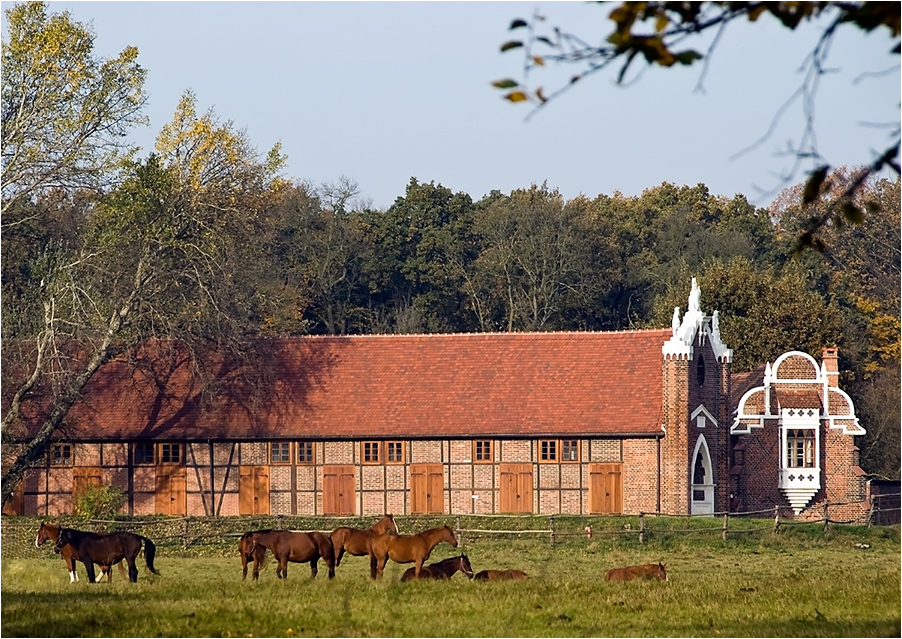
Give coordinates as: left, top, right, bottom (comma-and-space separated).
822, 347, 839, 388
660, 356, 690, 514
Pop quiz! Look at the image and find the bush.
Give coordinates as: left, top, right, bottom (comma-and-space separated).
74, 484, 126, 522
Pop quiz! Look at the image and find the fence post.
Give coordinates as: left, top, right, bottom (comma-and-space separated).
456, 515, 462, 547
183, 517, 190, 550
773, 506, 780, 533
276, 514, 284, 531
722, 513, 729, 541
823, 502, 830, 533
867, 497, 875, 528
639, 512, 646, 544
549, 514, 555, 548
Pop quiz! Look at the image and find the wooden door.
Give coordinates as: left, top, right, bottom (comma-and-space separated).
239, 466, 270, 515
410, 464, 444, 514
73, 466, 103, 500
500, 463, 533, 513
589, 463, 623, 514
155, 466, 187, 516
322, 464, 355, 515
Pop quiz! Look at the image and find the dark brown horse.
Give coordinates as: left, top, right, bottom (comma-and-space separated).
238, 529, 271, 580
54, 527, 158, 583
401, 554, 473, 582
247, 530, 335, 580
604, 562, 667, 581
36, 522, 123, 583
369, 525, 458, 579
329, 514, 398, 566
474, 569, 528, 581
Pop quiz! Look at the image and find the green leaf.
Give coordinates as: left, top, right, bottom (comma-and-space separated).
500, 40, 524, 52
675, 50, 703, 65
802, 165, 830, 203
509, 19, 528, 30
492, 79, 519, 89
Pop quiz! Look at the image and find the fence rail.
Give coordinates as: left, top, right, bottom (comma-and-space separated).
4, 495, 898, 558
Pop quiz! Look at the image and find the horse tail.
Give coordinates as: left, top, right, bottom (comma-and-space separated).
141, 536, 159, 574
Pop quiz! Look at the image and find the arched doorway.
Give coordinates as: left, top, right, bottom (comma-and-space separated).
691, 436, 714, 515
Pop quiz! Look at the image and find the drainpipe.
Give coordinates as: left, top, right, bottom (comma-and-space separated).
656, 435, 662, 514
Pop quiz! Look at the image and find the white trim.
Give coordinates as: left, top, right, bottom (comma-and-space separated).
691, 404, 718, 428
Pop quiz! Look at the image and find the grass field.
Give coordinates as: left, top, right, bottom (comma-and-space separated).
2, 523, 899, 637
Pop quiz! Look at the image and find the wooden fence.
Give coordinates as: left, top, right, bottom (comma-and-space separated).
4, 494, 898, 558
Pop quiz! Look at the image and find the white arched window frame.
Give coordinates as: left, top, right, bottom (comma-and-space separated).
690, 435, 714, 515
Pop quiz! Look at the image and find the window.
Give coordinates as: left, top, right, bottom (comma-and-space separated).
134, 442, 155, 465
696, 355, 706, 387
786, 429, 815, 468
539, 440, 558, 462
159, 442, 183, 464
270, 442, 291, 464
562, 439, 579, 462
50, 444, 72, 466
386, 441, 404, 464
474, 440, 493, 462
362, 441, 380, 463
297, 441, 314, 464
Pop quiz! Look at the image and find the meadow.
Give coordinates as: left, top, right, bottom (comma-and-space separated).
2, 519, 899, 637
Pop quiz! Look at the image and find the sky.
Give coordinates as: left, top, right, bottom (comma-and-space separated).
18, 1, 902, 211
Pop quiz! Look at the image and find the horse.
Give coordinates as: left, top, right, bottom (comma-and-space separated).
473, 569, 528, 581
246, 530, 335, 580
36, 522, 123, 583
238, 529, 271, 580
329, 514, 398, 566
369, 525, 458, 579
604, 562, 667, 581
54, 527, 158, 583
400, 554, 473, 582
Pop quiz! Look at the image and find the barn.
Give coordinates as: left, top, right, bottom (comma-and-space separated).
2, 280, 869, 520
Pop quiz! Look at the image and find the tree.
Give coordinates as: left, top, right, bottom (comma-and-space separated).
493, 2, 900, 248
1, 92, 286, 507
1, 2, 148, 216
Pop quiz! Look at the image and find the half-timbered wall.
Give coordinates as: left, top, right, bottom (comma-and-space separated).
14, 436, 662, 517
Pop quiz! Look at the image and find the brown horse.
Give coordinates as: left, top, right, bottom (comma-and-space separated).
474, 569, 528, 581
238, 529, 271, 580
247, 530, 335, 580
401, 554, 473, 582
604, 562, 667, 581
54, 527, 158, 583
369, 525, 458, 579
329, 514, 398, 566
36, 522, 123, 583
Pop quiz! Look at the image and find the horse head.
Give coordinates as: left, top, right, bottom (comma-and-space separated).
35, 522, 57, 548
459, 554, 474, 579
444, 525, 458, 547
386, 514, 398, 534
656, 562, 668, 581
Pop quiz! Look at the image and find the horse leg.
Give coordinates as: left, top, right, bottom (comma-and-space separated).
84, 560, 97, 584
310, 558, 318, 579
65, 554, 78, 583
116, 561, 127, 582
127, 556, 138, 583
335, 546, 345, 567
414, 558, 424, 577
278, 557, 288, 579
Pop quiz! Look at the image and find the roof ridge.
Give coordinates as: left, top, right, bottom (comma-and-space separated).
266, 328, 671, 340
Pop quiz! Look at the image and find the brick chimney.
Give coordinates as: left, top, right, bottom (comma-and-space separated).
822, 347, 839, 388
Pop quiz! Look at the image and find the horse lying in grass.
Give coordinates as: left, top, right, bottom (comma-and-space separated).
473, 569, 528, 581
329, 514, 398, 567
400, 554, 473, 581
54, 527, 158, 583
604, 562, 667, 581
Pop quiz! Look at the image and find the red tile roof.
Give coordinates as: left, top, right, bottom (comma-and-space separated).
57, 330, 671, 441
